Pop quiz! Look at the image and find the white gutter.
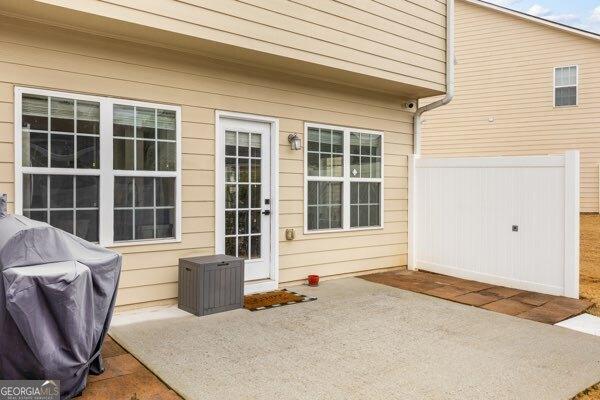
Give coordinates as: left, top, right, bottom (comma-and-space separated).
413, 0, 455, 155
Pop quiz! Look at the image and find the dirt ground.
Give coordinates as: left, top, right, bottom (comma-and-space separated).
580, 214, 600, 317
577, 382, 600, 400
574, 214, 600, 400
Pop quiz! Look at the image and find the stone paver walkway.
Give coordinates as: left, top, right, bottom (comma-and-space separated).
80, 336, 181, 400
360, 270, 592, 324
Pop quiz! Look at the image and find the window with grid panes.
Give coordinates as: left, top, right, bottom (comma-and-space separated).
306, 127, 344, 230
224, 130, 263, 259
18, 88, 180, 245
305, 124, 383, 232
21, 93, 101, 241
112, 103, 177, 242
349, 132, 382, 228
554, 66, 578, 107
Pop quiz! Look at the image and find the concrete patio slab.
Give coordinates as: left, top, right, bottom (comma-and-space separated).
110, 278, 600, 400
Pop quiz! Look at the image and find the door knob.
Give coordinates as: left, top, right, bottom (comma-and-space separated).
262, 210, 271, 215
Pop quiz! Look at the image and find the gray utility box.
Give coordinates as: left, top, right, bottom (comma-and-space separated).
178, 254, 244, 316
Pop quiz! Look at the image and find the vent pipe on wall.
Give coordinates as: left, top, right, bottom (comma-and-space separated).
413, 0, 455, 155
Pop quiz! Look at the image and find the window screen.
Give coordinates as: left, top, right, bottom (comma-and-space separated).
113, 177, 175, 241
22, 174, 99, 242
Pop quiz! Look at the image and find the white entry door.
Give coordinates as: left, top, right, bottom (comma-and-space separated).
217, 117, 272, 281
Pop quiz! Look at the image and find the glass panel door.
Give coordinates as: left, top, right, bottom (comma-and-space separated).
219, 118, 271, 281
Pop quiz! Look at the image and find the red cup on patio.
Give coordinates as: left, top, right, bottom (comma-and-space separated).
307, 274, 320, 286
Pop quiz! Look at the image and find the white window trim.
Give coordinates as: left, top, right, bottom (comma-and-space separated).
553, 65, 579, 108
303, 122, 384, 234
14, 86, 182, 247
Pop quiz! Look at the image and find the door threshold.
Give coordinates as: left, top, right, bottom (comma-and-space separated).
244, 279, 278, 294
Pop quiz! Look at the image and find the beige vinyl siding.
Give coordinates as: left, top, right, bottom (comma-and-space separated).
421, 0, 600, 212
9, 0, 446, 94
0, 16, 411, 307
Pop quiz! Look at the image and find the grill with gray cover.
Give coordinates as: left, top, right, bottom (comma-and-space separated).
0, 212, 121, 399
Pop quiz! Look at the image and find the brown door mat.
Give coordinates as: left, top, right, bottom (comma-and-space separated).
244, 289, 316, 311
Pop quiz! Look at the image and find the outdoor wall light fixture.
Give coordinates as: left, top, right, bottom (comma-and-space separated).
288, 133, 302, 150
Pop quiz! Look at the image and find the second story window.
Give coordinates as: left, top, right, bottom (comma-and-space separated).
554, 66, 578, 107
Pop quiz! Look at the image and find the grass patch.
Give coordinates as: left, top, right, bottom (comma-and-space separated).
574, 381, 600, 400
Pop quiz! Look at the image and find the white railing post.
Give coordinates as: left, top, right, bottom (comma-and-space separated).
408, 154, 418, 270
564, 150, 580, 298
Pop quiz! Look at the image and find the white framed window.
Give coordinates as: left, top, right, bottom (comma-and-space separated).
554, 65, 578, 107
304, 123, 384, 233
15, 87, 182, 246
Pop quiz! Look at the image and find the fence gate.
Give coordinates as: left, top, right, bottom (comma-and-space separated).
409, 151, 580, 298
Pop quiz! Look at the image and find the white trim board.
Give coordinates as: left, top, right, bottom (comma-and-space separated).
214, 110, 279, 293
563, 150, 580, 298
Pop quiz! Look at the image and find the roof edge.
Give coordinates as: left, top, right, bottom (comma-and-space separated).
462, 0, 600, 42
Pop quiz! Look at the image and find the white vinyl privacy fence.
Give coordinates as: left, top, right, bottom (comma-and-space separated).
409, 151, 580, 298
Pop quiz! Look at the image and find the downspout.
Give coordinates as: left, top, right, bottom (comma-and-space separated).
408, 0, 454, 270
413, 0, 455, 155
